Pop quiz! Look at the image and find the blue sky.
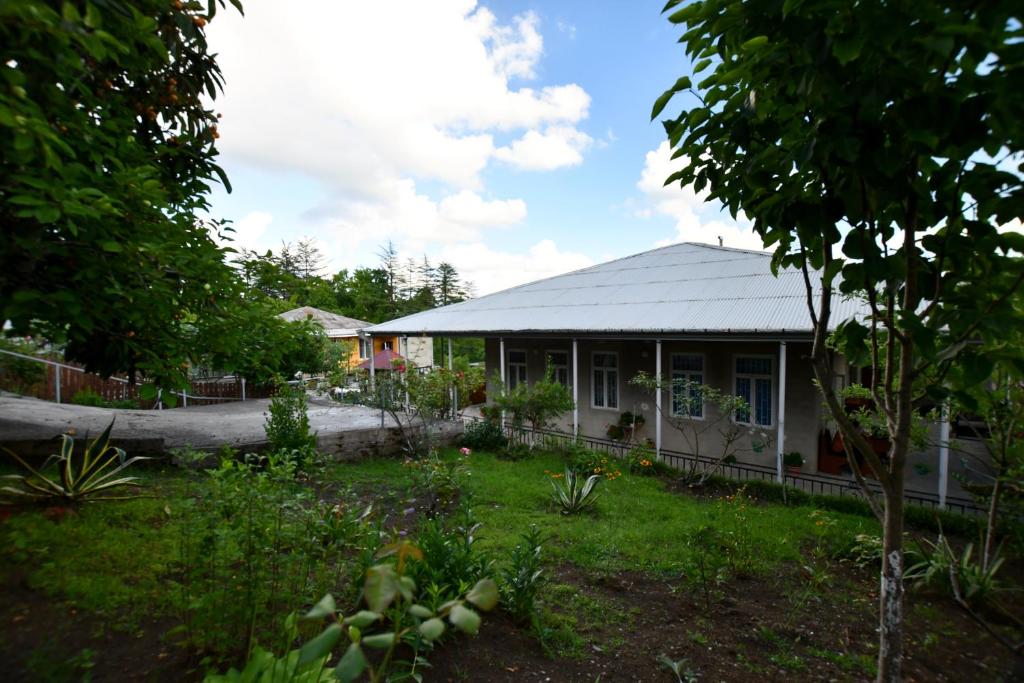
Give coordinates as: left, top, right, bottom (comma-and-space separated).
206, 1, 755, 294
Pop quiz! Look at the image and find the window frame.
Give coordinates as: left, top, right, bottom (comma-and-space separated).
358, 338, 370, 360
732, 354, 774, 427
546, 349, 570, 387
590, 350, 620, 411
669, 352, 706, 420
506, 348, 528, 390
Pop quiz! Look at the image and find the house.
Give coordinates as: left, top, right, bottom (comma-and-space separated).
364, 242, 974, 503
277, 306, 433, 369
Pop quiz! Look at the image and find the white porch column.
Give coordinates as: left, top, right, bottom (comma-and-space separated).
54, 365, 61, 404
499, 337, 506, 424
402, 337, 410, 410
776, 341, 787, 483
448, 337, 456, 419
369, 335, 376, 390
241, 377, 247, 401
938, 403, 950, 509
655, 339, 663, 462
572, 338, 579, 438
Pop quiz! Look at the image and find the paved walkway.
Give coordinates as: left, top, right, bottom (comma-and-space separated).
0, 392, 401, 456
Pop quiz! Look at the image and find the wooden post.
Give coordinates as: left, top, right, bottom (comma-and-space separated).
655, 339, 662, 461
776, 341, 787, 483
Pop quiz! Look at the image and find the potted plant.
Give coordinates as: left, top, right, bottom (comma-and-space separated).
783, 451, 804, 474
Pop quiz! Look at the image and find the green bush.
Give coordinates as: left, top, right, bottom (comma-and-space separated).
71, 388, 137, 409
461, 420, 507, 452
264, 379, 317, 455
0, 337, 46, 394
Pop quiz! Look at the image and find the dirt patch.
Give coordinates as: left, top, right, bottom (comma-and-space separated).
428, 562, 1023, 682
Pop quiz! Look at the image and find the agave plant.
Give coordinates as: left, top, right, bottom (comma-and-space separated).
2, 420, 150, 503
549, 467, 601, 515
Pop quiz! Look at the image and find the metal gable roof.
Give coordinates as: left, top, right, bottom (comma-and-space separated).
278, 307, 371, 337
366, 242, 867, 337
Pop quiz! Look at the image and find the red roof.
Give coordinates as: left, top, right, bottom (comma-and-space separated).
355, 348, 406, 371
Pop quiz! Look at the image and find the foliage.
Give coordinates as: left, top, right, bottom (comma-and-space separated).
606, 411, 646, 443
0, 0, 244, 391
549, 468, 602, 515
405, 451, 469, 512
499, 525, 546, 625
625, 444, 659, 476
658, 654, 699, 683
493, 366, 574, 430
783, 452, 805, 468
264, 378, 318, 458
566, 448, 623, 482
1, 420, 150, 503
656, 1, 1024, 677
632, 372, 762, 485
291, 544, 498, 683
685, 525, 730, 610
70, 388, 138, 409
461, 420, 508, 452
906, 536, 1005, 609
0, 336, 46, 393
407, 504, 494, 608
175, 454, 377, 661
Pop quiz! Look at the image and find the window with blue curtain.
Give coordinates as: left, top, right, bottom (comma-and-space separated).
735, 357, 772, 426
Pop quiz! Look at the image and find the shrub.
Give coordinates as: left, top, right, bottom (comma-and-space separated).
461, 420, 507, 452
500, 525, 545, 624
500, 442, 534, 461
405, 451, 469, 512
264, 378, 317, 454
71, 388, 137, 409
567, 448, 622, 482
0, 337, 46, 393
407, 504, 493, 607
492, 366, 574, 430
625, 444, 658, 476
1, 420, 150, 504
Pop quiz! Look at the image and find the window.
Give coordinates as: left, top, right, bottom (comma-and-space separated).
735, 357, 772, 426
547, 351, 569, 387
670, 354, 704, 418
358, 338, 371, 359
507, 350, 527, 389
592, 352, 619, 409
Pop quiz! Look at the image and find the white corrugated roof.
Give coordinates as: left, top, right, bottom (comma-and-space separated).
366, 242, 866, 337
278, 307, 371, 337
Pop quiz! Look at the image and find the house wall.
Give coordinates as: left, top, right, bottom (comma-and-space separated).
484, 337, 821, 472
404, 337, 434, 369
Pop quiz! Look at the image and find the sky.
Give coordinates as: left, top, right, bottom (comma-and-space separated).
204, 0, 759, 296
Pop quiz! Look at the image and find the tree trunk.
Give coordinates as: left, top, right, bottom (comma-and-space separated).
984, 476, 1002, 572
878, 487, 905, 682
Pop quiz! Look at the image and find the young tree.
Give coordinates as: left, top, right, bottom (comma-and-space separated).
655, 2, 1022, 679
1, 0, 244, 390
435, 262, 466, 305
295, 238, 325, 280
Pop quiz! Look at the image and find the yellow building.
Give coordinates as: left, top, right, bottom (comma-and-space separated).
278, 307, 433, 370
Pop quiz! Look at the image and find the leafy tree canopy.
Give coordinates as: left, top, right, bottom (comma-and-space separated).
1, 0, 243, 389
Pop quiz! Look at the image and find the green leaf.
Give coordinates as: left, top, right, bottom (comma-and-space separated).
298, 623, 341, 666
361, 632, 395, 649
465, 578, 499, 611
344, 610, 381, 629
448, 604, 481, 635
832, 36, 864, 65
418, 617, 446, 642
741, 36, 769, 51
334, 644, 367, 683
408, 604, 434, 619
363, 565, 399, 613
100, 240, 123, 253
304, 594, 336, 620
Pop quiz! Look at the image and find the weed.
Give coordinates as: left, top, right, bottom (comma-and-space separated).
500, 524, 546, 624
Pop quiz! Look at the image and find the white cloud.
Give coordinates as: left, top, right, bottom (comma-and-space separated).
495, 126, 593, 170
437, 239, 593, 295
216, 210, 273, 253
209, 1, 592, 205
304, 182, 527, 260
637, 142, 764, 251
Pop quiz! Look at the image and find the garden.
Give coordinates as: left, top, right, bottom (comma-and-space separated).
1, 390, 1021, 682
